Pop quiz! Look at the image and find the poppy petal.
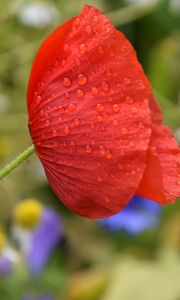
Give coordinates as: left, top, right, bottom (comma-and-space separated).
137, 124, 180, 204
28, 5, 155, 218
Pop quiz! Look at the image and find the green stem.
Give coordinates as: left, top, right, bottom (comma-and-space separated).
107, 0, 160, 26
0, 145, 35, 180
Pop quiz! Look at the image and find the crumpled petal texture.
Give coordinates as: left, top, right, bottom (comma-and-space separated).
27, 5, 180, 219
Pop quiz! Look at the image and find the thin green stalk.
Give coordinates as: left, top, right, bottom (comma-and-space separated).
107, 0, 160, 26
0, 145, 35, 180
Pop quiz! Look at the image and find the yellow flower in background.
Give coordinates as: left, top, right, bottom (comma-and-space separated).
13, 199, 43, 229
0, 227, 6, 251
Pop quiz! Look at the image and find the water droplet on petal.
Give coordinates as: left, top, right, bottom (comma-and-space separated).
73, 118, 80, 127
97, 115, 103, 122
36, 95, 42, 104
53, 130, 58, 137
96, 103, 105, 112
86, 25, 92, 33
131, 169, 136, 175
85, 145, 92, 154
91, 87, 98, 96
101, 82, 109, 91
128, 141, 135, 148
113, 104, 120, 113
45, 120, 51, 127
63, 43, 69, 51
97, 175, 102, 182
90, 123, 95, 129
105, 196, 110, 203
93, 15, 98, 23
64, 126, 70, 135
131, 107, 138, 114
65, 92, 70, 99
76, 58, 80, 66
138, 122, 145, 128
124, 77, 131, 85
68, 103, 77, 112
113, 120, 118, 126
126, 96, 134, 104
106, 27, 111, 33
105, 150, 112, 159
99, 145, 106, 156
76, 89, 84, 98
77, 73, 88, 85
79, 43, 87, 54
59, 106, 65, 114
63, 77, 72, 87
176, 181, 180, 185
98, 46, 104, 54
122, 127, 128, 135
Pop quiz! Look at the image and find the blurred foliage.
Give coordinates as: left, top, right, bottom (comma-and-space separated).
0, 0, 180, 299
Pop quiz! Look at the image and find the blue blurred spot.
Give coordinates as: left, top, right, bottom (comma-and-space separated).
97, 195, 162, 235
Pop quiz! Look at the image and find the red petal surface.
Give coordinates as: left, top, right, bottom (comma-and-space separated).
137, 124, 180, 204
27, 5, 153, 218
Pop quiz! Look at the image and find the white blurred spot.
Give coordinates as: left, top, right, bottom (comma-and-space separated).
170, 0, 180, 14
18, 1, 60, 28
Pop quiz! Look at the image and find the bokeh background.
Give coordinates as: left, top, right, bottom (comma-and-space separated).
0, 0, 180, 299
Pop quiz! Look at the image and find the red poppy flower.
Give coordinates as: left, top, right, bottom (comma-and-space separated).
27, 5, 180, 219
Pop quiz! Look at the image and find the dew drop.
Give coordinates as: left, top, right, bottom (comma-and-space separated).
131, 107, 138, 114
53, 130, 58, 137
68, 103, 77, 112
97, 115, 103, 122
131, 169, 136, 176
76, 58, 81, 66
176, 181, 180, 186
124, 77, 131, 85
90, 123, 95, 129
53, 142, 58, 149
121, 127, 128, 135
93, 15, 98, 23
36, 95, 42, 104
79, 43, 87, 54
73, 118, 80, 127
63, 77, 72, 87
91, 87, 98, 96
126, 96, 134, 104
65, 92, 70, 99
64, 126, 70, 136
105, 196, 110, 203
59, 106, 65, 114
105, 150, 112, 159
96, 103, 105, 112
106, 27, 111, 33
63, 43, 69, 51
62, 59, 66, 66
77, 73, 88, 85
99, 145, 106, 156
85, 144, 92, 154
76, 89, 84, 98
101, 82, 109, 91
113, 120, 119, 126
128, 141, 135, 148
97, 175, 102, 182
45, 120, 51, 127
113, 104, 120, 113
86, 25, 92, 33
98, 46, 104, 55
138, 122, 145, 129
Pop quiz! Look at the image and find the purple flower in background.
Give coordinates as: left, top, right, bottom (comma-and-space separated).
98, 195, 162, 235
0, 255, 12, 276
27, 207, 64, 274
